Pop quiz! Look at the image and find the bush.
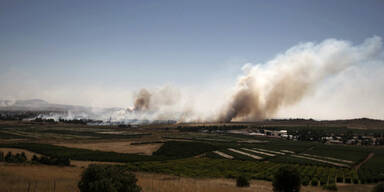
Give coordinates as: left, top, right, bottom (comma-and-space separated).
236, 176, 250, 187
272, 166, 301, 192
78, 165, 141, 192
323, 183, 338, 191
320, 177, 327, 186
302, 176, 310, 186
329, 177, 336, 184
372, 182, 384, 192
311, 178, 319, 186
345, 178, 351, 183
32, 154, 38, 161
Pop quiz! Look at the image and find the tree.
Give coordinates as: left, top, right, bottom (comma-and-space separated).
273, 166, 301, 192
372, 182, 384, 192
78, 165, 141, 192
19, 152, 27, 162
236, 176, 250, 187
32, 154, 39, 162
5, 152, 13, 162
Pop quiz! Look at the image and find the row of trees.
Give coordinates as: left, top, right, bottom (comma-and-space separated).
0, 151, 27, 163
31, 154, 70, 166
0, 151, 70, 166
33, 117, 103, 125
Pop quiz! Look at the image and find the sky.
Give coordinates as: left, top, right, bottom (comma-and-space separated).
1, 0, 384, 120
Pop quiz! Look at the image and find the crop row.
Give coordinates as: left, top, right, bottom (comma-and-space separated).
125, 157, 368, 184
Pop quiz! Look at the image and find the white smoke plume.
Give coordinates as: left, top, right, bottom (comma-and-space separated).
1, 36, 384, 123
218, 36, 383, 122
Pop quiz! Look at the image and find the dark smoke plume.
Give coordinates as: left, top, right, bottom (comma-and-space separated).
133, 89, 151, 111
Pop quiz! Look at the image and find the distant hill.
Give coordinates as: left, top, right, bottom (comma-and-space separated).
0, 99, 125, 113
0, 99, 89, 112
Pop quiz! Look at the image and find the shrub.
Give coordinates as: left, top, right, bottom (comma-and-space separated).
345, 178, 351, 183
320, 177, 327, 186
78, 165, 141, 192
236, 176, 250, 187
328, 177, 336, 184
302, 176, 310, 186
372, 182, 384, 192
323, 183, 338, 191
5, 152, 12, 162
32, 154, 38, 161
272, 166, 301, 192
311, 178, 319, 186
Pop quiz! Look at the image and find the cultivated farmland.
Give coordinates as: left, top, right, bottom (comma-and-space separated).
0, 120, 383, 191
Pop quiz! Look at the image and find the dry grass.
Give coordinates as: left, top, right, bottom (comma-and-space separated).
0, 163, 375, 192
136, 172, 273, 192
55, 141, 163, 155
135, 172, 341, 192
337, 183, 375, 192
0, 163, 81, 192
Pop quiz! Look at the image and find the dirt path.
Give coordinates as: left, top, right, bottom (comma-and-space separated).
354, 152, 374, 170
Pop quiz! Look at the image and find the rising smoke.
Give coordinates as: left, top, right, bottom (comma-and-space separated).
133, 89, 151, 111
1, 36, 383, 123
218, 36, 383, 122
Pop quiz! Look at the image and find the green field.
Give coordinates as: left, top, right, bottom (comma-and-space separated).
0, 121, 383, 187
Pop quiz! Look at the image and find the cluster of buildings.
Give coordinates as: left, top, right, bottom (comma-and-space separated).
322, 135, 382, 145
233, 128, 383, 146
247, 129, 298, 140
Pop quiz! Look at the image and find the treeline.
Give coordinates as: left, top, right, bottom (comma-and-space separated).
41, 129, 151, 139
0, 151, 70, 166
58, 118, 102, 124
0, 151, 27, 163
0, 111, 46, 121
31, 155, 70, 166
33, 118, 55, 123
178, 125, 247, 132
33, 118, 103, 125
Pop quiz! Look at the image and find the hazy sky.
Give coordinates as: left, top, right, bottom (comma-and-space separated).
1, 1, 384, 119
